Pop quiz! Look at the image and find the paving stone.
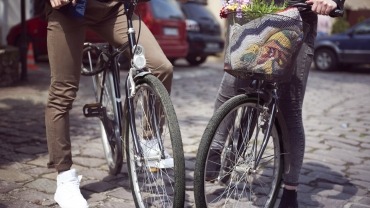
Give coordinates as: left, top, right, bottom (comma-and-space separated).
82, 179, 118, 193
1, 151, 37, 164
323, 139, 362, 152
347, 170, 370, 182
107, 187, 134, 201
0, 180, 21, 193
351, 179, 370, 191
72, 156, 106, 168
350, 204, 370, 208
358, 197, 370, 206
311, 148, 363, 165
85, 191, 108, 204
26, 155, 49, 167
41, 172, 58, 180
80, 168, 111, 181
95, 200, 135, 208
25, 178, 56, 194
80, 142, 105, 159
15, 189, 54, 206
0, 168, 33, 182
0, 200, 45, 208
23, 166, 54, 177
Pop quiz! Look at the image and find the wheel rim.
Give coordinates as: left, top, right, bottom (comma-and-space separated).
316, 51, 332, 70
95, 72, 122, 173
203, 103, 282, 207
100, 122, 115, 166
127, 83, 176, 207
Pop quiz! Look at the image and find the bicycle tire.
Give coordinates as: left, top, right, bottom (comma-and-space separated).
124, 74, 185, 208
194, 94, 283, 208
92, 71, 123, 175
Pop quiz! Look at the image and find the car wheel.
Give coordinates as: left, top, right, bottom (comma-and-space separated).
186, 55, 207, 66
314, 48, 338, 71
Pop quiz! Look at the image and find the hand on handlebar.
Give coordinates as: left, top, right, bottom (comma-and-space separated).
305, 0, 337, 15
49, 0, 76, 9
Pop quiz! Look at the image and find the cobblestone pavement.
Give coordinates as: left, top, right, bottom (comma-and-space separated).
0, 60, 369, 208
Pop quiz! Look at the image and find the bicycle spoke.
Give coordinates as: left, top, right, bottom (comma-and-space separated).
195, 95, 283, 208
126, 75, 185, 208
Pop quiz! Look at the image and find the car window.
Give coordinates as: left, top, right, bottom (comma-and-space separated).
150, 0, 184, 20
353, 22, 370, 35
181, 3, 216, 22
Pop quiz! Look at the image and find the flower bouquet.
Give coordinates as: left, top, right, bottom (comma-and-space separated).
220, 0, 286, 19
222, 0, 307, 82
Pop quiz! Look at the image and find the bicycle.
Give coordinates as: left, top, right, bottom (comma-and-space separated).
80, 0, 185, 207
193, 4, 342, 208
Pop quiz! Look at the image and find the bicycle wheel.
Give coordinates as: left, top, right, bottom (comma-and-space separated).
194, 94, 283, 208
92, 71, 123, 175
124, 74, 185, 208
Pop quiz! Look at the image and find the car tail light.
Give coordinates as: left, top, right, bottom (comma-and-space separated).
136, 4, 154, 29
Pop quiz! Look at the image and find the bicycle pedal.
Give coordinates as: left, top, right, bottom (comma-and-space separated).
83, 103, 104, 117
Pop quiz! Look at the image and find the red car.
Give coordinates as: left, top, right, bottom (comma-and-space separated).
6, 0, 188, 62
135, 0, 188, 61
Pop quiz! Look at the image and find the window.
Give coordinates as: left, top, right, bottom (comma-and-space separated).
151, 0, 184, 20
354, 22, 370, 35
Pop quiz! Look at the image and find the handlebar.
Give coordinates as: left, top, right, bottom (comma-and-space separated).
292, 3, 344, 17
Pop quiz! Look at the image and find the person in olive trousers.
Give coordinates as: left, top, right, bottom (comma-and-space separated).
206, 0, 344, 207
45, 0, 176, 207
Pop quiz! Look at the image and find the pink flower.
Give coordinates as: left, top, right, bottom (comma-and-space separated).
220, 0, 252, 19
242, 0, 250, 4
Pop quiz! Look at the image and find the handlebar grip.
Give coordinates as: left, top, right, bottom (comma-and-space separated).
329, 9, 344, 17
292, 3, 344, 17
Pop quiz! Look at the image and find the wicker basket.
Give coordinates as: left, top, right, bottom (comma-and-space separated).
224, 8, 308, 82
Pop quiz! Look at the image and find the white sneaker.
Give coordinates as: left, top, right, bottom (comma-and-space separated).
141, 139, 174, 168
54, 169, 89, 208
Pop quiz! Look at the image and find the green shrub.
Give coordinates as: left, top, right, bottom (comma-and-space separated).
331, 18, 350, 34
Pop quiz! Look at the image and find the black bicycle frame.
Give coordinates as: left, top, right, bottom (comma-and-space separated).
122, 0, 164, 160
237, 80, 279, 170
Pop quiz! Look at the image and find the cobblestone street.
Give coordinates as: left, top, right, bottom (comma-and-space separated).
0, 60, 369, 208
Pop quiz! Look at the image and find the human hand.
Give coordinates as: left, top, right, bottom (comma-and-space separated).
305, 0, 337, 15
49, 0, 77, 9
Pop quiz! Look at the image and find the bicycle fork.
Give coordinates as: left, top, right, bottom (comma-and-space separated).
125, 73, 167, 163
252, 89, 279, 170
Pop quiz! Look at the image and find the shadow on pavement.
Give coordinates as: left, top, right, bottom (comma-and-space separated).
299, 162, 358, 207
81, 173, 130, 199
0, 97, 48, 165
343, 64, 370, 74
0, 67, 98, 168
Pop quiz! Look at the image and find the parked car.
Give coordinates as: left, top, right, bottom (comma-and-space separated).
178, 1, 224, 66
135, 0, 188, 61
314, 18, 370, 71
6, 0, 188, 62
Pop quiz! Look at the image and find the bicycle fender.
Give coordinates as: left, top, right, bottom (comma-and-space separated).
134, 71, 152, 80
